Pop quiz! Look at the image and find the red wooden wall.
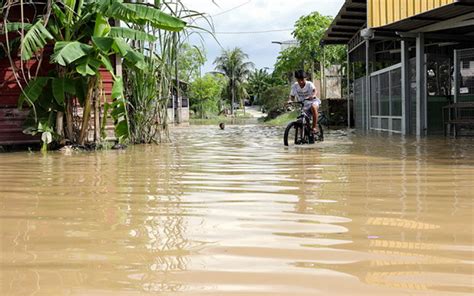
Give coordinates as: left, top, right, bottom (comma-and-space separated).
1, 3, 115, 146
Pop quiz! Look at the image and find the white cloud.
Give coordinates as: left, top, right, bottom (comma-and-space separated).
180, 0, 345, 73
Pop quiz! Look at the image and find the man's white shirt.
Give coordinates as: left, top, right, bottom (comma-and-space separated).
290, 81, 316, 102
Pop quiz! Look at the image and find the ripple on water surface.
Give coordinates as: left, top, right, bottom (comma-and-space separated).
1, 125, 473, 295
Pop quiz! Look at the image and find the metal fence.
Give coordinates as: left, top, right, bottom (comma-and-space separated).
369, 64, 403, 133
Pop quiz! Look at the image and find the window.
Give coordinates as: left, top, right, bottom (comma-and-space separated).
427, 57, 451, 97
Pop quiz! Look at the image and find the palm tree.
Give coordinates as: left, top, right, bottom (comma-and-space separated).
247, 68, 271, 105
213, 48, 254, 114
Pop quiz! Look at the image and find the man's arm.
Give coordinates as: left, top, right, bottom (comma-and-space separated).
309, 83, 317, 99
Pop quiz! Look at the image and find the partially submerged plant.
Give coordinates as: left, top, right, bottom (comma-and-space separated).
2, 0, 186, 147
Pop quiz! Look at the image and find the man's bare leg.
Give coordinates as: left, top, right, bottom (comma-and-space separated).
311, 104, 319, 133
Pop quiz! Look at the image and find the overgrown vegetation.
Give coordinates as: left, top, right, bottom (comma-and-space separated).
260, 85, 288, 120
124, 1, 209, 144
264, 11, 348, 122
274, 12, 346, 82
1, 0, 208, 148
189, 74, 225, 119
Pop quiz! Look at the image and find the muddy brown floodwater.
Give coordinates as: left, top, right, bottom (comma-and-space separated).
1, 125, 473, 295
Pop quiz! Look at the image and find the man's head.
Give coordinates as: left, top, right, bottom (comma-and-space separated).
294, 70, 307, 88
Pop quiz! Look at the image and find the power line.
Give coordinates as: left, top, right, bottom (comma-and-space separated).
212, 0, 252, 17
211, 28, 293, 35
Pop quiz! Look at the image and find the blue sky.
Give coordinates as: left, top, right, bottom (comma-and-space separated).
181, 0, 345, 74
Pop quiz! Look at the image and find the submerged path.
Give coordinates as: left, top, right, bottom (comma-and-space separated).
1, 125, 473, 295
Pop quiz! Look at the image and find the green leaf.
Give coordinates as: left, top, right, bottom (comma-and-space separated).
52, 78, 76, 105
75, 78, 87, 104
92, 37, 115, 52
18, 77, 50, 108
51, 3, 67, 25
75, 56, 102, 76
111, 77, 124, 99
93, 15, 111, 37
124, 50, 146, 70
110, 104, 125, 118
51, 41, 93, 66
126, 3, 186, 31
109, 27, 157, 42
115, 120, 129, 142
20, 20, 53, 60
76, 63, 95, 76
106, 2, 186, 32
1, 22, 33, 34
52, 78, 65, 105
99, 53, 114, 74
112, 38, 132, 56
110, 38, 145, 69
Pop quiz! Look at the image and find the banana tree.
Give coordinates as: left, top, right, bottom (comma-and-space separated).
4, 0, 186, 146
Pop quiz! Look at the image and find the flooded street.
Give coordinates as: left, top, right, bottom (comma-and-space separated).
1, 125, 473, 295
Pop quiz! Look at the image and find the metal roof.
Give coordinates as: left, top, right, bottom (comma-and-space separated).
376, 0, 474, 32
322, 0, 367, 45
323, 0, 474, 46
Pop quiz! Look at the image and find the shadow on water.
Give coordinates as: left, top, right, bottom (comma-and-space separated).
0, 124, 473, 295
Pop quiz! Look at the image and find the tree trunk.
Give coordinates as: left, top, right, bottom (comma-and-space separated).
93, 79, 102, 142
231, 80, 235, 115
56, 67, 66, 142
56, 112, 64, 139
79, 76, 97, 145
65, 98, 74, 142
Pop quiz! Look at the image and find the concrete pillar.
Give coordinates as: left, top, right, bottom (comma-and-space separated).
347, 48, 351, 128
401, 40, 410, 135
416, 33, 427, 137
365, 40, 370, 131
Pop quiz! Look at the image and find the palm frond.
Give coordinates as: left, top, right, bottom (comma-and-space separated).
51, 41, 93, 66
1, 22, 33, 34
20, 20, 53, 60
18, 77, 50, 107
109, 27, 158, 42
106, 2, 186, 32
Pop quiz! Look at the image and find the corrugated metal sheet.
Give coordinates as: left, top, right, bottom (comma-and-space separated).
0, 108, 40, 145
368, 0, 455, 28
379, 4, 474, 31
322, 0, 367, 45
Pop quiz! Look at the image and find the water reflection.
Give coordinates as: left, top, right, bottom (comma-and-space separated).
0, 145, 196, 294
0, 127, 473, 295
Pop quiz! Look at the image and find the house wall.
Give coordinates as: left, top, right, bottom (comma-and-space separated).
0, 53, 52, 145
0, 54, 116, 145
368, 0, 455, 28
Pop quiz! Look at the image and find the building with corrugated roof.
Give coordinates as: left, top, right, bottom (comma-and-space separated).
322, 0, 474, 137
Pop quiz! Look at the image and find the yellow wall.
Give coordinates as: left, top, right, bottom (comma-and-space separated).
368, 0, 455, 28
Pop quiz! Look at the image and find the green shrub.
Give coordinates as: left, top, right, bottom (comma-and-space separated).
260, 85, 289, 119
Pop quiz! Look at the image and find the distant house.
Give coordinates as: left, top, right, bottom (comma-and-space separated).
322, 0, 474, 136
272, 39, 299, 51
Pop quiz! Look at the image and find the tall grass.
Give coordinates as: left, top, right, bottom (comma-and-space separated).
125, 0, 214, 144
